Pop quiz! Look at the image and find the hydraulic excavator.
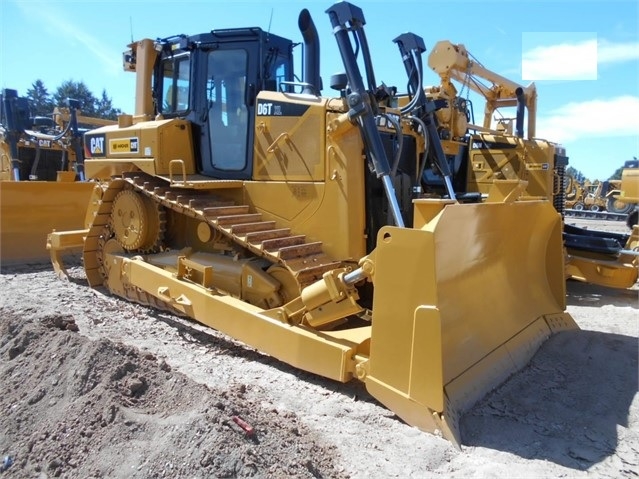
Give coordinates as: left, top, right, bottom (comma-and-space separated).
421, 40, 638, 289
0, 90, 113, 265
47, 2, 577, 446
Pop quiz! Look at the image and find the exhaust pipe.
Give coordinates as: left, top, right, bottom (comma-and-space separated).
2, 89, 24, 180
66, 98, 86, 181
298, 9, 321, 95
515, 87, 525, 138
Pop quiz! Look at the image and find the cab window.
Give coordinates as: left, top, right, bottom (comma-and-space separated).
207, 49, 248, 171
160, 54, 191, 114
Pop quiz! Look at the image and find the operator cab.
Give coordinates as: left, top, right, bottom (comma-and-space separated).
153, 29, 294, 180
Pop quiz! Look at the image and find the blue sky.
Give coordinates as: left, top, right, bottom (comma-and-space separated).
1, 0, 637, 180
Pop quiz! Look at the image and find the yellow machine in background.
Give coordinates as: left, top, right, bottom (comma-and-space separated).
48, 2, 578, 446
567, 179, 628, 213
595, 180, 625, 213
0, 89, 112, 265
615, 160, 639, 228
616, 162, 639, 257
564, 175, 585, 210
421, 40, 638, 289
569, 180, 606, 212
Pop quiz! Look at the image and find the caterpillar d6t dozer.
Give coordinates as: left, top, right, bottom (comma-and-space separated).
48, 2, 577, 446
0, 89, 109, 266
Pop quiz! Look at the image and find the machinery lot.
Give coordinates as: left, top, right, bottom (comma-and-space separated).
0, 219, 636, 478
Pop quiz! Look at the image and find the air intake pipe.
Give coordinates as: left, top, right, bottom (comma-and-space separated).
298, 9, 321, 95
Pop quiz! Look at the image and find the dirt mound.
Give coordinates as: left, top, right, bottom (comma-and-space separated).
0, 311, 343, 478
0, 247, 637, 478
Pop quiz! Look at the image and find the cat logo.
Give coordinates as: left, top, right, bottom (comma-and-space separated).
89, 135, 105, 155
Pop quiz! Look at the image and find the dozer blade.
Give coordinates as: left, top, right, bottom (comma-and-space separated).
0, 181, 95, 267
363, 199, 578, 447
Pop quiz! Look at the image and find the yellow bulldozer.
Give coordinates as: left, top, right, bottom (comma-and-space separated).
46, 2, 579, 446
419, 40, 638, 290
0, 89, 114, 266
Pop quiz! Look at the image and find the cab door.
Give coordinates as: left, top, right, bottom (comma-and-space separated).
199, 44, 259, 180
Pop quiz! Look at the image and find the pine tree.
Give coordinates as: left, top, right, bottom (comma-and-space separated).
566, 166, 587, 183
53, 80, 98, 116
95, 89, 122, 120
26, 79, 54, 117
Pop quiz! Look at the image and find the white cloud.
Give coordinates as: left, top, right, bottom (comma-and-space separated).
535, 96, 639, 143
522, 40, 598, 81
598, 40, 639, 64
522, 38, 639, 81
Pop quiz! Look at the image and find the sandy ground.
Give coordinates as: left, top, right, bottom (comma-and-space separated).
0, 219, 637, 478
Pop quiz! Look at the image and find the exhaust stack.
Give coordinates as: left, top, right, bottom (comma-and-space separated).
298, 9, 321, 95
515, 87, 525, 138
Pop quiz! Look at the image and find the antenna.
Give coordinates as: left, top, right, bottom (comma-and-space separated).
267, 8, 273, 35
130, 16, 134, 43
